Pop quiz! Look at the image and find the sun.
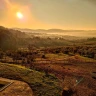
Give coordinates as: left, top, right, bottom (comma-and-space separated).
16, 12, 24, 19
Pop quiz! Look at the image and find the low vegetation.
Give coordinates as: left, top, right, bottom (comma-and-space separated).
0, 63, 62, 96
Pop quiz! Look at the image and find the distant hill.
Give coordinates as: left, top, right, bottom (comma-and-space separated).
10, 29, 29, 38
14, 28, 96, 37
14, 28, 96, 33
0, 26, 96, 50
13, 28, 65, 33
0, 26, 31, 50
0, 26, 18, 50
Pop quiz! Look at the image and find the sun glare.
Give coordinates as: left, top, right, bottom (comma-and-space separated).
16, 12, 23, 19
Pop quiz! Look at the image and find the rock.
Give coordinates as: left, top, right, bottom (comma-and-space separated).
0, 77, 33, 96
92, 72, 96, 79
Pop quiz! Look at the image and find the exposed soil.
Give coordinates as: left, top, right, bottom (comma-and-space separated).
0, 78, 33, 96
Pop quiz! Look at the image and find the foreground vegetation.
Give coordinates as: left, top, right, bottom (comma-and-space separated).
0, 63, 62, 96
0, 53, 96, 96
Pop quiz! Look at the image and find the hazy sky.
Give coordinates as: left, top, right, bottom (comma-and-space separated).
0, 0, 96, 29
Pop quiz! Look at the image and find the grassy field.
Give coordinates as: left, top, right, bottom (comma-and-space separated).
0, 63, 62, 96
33, 54, 96, 96
0, 53, 96, 96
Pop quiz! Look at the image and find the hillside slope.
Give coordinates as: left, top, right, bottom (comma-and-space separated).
0, 26, 17, 50
0, 63, 62, 96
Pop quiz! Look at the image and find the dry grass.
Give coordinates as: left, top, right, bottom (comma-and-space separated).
33, 54, 96, 96
0, 63, 62, 96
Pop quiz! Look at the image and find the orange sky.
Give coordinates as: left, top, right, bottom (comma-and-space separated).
0, 0, 96, 30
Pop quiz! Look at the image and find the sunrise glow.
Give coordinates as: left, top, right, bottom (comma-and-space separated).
16, 12, 24, 19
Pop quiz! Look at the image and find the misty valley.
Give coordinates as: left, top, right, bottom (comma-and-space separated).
0, 0, 96, 95
0, 26, 96, 96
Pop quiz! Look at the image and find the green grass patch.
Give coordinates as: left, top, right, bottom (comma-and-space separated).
45, 53, 69, 60
0, 63, 62, 96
